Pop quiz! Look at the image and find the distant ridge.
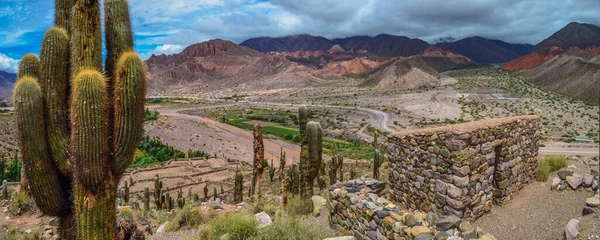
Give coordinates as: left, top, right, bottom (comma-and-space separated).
0, 70, 17, 100
241, 34, 532, 63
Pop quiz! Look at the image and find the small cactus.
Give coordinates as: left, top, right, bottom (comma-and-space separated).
328, 157, 338, 185
165, 191, 172, 211
187, 188, 192, 203
338, 156, 344, 182
123, 180, 129, 204
269, 159, 275, 182
203, 184, 209, 201
281, 169, 288, 207
213, 187, 218, 201
2, 180, 7, 199
253, 124, 264, 203
317, 176, 326, 191
154, 175, 163, 210
193, 193, 199, 203
279, 148, 286, 181
234, 167, 243, 204
143, 187, 150, 211
286, 164, 300, 195
373, 149, 381, 180
350, 161, 357, 180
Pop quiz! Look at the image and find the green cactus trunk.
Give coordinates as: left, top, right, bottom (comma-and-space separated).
13, 0, 145, 238
304, 122, 323, 198
234, 168, 243, 204
144, 187, 150, 211
1, 180, 7, 199
338, 156, 344, 182
279, 149, 286, 180
74, 180, 117, 239
269, 159, 275, 182
253, 124, 264, 203
203, 184, 209, 201
123, 180, 130, 204
298, 106, 310, 199
373, 149, 381, 180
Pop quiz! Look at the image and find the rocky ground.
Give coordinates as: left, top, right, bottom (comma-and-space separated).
475, 157, 599, 240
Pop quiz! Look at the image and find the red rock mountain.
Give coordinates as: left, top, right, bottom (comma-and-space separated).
0, 70, 17, 100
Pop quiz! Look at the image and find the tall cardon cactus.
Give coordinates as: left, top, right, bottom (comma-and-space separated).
13, 0, 145, 239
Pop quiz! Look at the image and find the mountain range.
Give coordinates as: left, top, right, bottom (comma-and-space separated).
0, 70, 16, 101
503, 22, 600, 103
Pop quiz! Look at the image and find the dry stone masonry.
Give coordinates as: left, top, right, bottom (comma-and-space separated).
327, 178, 496, 240
386, 116, 540, 220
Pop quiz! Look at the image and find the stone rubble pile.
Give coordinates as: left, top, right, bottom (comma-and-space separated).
327, 179, 496, 240
551, 168, 599, 192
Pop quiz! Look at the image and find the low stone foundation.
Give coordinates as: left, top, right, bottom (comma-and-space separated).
387, 116, 540, 220
327, 178, 496, 240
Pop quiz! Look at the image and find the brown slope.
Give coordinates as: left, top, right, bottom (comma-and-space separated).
522, 54, 600, 104
145, 39, 313, 95
0, 70, 16, 100
360, 56, 442, 90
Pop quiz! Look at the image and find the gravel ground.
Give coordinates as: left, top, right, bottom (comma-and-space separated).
475, 159, 596, 240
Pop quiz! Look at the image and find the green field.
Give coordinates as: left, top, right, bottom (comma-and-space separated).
227, 118, 374, 160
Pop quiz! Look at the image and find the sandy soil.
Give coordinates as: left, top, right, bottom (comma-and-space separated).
475, 158, 596, 240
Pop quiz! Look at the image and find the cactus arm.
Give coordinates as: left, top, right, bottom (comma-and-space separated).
104, 0, 134, 81
71, 0, 102, 76
13, 77, 68, 216
112, 52, 146, 177
18, 54, 40, 80
39, 27, 72, 176
55, 0, 76, 34
70, 70, 109, 189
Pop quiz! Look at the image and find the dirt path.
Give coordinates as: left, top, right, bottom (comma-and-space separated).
540, 142, 600, 157
475, 159, 595, 239
156, 106, 300, 165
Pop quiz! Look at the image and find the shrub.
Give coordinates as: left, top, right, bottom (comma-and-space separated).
166, 205, 204, 231
286, 195, 312, 217
8, 190, 32, 216
151, 210, 172, 224
118, 206, 134, 220
194, 214, 258, 240
249, 217, 335, 240
251, 201, 280, 218
545, 155, 567, 171
536, 155, 567, 182
0, 228, 41, 240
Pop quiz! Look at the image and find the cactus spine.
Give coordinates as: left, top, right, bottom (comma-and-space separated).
143, 187, 150, 211
253, 124, 264, 203
13, 0, 145, 239
234, 167, 244, 204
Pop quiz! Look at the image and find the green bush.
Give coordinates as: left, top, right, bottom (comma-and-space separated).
536, 155, 567, 182
0, 227, 41, 240
251, 201, 280, 218
286, 195, 312, 217
249, 217, 335, 240
8, 190, 32, 216
166, 205, 204, 231
194, 214, 258, 240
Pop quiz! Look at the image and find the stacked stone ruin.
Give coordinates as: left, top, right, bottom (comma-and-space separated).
387, 116, 540, 220
327, 116, 540, 239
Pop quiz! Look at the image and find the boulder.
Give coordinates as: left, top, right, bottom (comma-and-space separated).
582, 206, 596, 216
563, 219, 579, 240
558, 169, 573, 180
551, 177, 561, 190
255, 212, 272, 228
436, 216, 461, 231
312, 195, 327, 217
583, 174, 594, 187
410, 226, 433, 237
566, 176, 582, 189
585, 196, 599, 207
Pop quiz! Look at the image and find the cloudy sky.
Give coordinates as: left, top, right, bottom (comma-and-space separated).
1, 0, 599, 73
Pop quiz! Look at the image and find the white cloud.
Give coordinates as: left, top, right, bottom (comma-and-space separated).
143, 44, 185, 59
0, 53, 19, 73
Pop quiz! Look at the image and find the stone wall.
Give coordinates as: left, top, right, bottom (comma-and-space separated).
386, 116, 540, 220
327, 178, 496, 240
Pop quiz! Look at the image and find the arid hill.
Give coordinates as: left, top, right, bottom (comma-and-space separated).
145, 39, 313, 95
0, 70, 16, 100
522, 54, 600, 104
503, 22, 600, 71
